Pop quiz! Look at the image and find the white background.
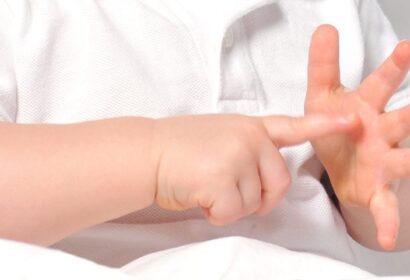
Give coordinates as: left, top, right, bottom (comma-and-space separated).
378, 0, 410, 39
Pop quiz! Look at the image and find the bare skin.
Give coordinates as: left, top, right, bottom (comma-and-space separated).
0, 114, 354, 245
306, 25, 410, 251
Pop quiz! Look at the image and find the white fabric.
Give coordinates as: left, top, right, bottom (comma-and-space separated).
121, 237, 375, 280
0, 238, 134, 280
0, 0, 408, 276
2, 236, 410, 280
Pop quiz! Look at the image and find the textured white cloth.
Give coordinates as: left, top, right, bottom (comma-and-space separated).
0, 0, 409, 276
121, 237, 376, 279
2, 236, 410, 280
0, 238, 135, 280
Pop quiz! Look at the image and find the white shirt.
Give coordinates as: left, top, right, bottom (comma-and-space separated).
0, 0, 409, 274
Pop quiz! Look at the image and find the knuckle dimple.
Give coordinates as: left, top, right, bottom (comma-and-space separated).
229, 137, 255, 159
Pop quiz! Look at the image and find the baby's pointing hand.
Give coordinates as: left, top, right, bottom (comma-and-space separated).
151, 113, 355, 225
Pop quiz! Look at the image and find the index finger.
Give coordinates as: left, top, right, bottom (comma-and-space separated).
261, 114, 360, 148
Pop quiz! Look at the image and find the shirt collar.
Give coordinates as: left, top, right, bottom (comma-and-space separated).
170, 0, 277, 37
140, 0, 277, 97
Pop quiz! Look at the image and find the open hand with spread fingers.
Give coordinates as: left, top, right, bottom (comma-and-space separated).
305, 24, 410, 250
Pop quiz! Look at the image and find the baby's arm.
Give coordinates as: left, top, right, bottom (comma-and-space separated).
0, 117, 157, 245
0, 114, 354, 246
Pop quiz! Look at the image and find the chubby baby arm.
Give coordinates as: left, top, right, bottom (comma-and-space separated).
305, 25, 410, 251
0, 113, 353, 246
0, 117, 158, 246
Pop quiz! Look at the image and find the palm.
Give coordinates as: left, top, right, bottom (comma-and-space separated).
308, 86, 390, 201
305, 25, 410, 250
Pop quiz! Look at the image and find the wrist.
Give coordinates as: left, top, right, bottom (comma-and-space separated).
149, 117, 169, 206
131, 116, 158, 210
340, 203, 381, 250
322, 165, 356, 205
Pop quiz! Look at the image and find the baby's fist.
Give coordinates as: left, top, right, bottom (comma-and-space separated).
151, 114, 355, 225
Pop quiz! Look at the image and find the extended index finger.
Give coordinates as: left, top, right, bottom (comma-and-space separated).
262, 114, 360, 148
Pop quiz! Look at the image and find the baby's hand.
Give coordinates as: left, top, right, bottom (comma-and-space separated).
305, 25, 410, 250
151, 113, 354, 225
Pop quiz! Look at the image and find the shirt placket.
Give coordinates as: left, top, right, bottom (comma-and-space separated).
161, 0, 276, 114
218, 19, 265, 114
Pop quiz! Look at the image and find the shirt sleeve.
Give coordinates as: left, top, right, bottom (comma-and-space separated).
0, 0, 17, 122
357, 0, 410, 112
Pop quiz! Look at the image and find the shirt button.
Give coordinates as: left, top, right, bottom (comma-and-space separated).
223, 28, 234, 49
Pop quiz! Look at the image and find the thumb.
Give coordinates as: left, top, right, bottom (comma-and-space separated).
261, 114, 359, 148
307, 24, 341, 97
370, 189, 400, 251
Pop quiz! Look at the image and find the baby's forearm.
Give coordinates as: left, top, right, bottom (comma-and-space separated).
0, 117, 157, 246
340, 183, 410, 251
